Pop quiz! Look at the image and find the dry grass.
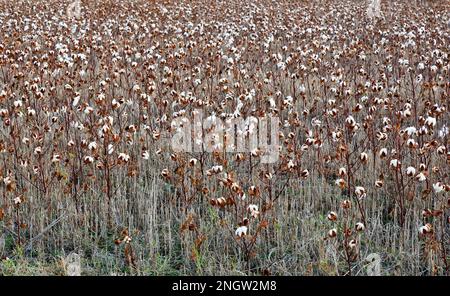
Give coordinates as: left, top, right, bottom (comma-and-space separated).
0, 0, 449, 275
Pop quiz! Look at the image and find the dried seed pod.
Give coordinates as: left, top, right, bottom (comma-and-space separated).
217, 197, 226, 207
341, 200, 351, 209
327, 211, 338, 221
300, 169, 309, 178
375, 180, 383, 188
189, 158, 198, 166
355, 222, 365, 232
419, 223, 433, 235
348, 239, 358, 249
327, 228, 337, 238
161, 168, 170, 178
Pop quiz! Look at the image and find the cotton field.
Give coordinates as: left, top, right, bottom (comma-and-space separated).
0, 0, 449, 276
